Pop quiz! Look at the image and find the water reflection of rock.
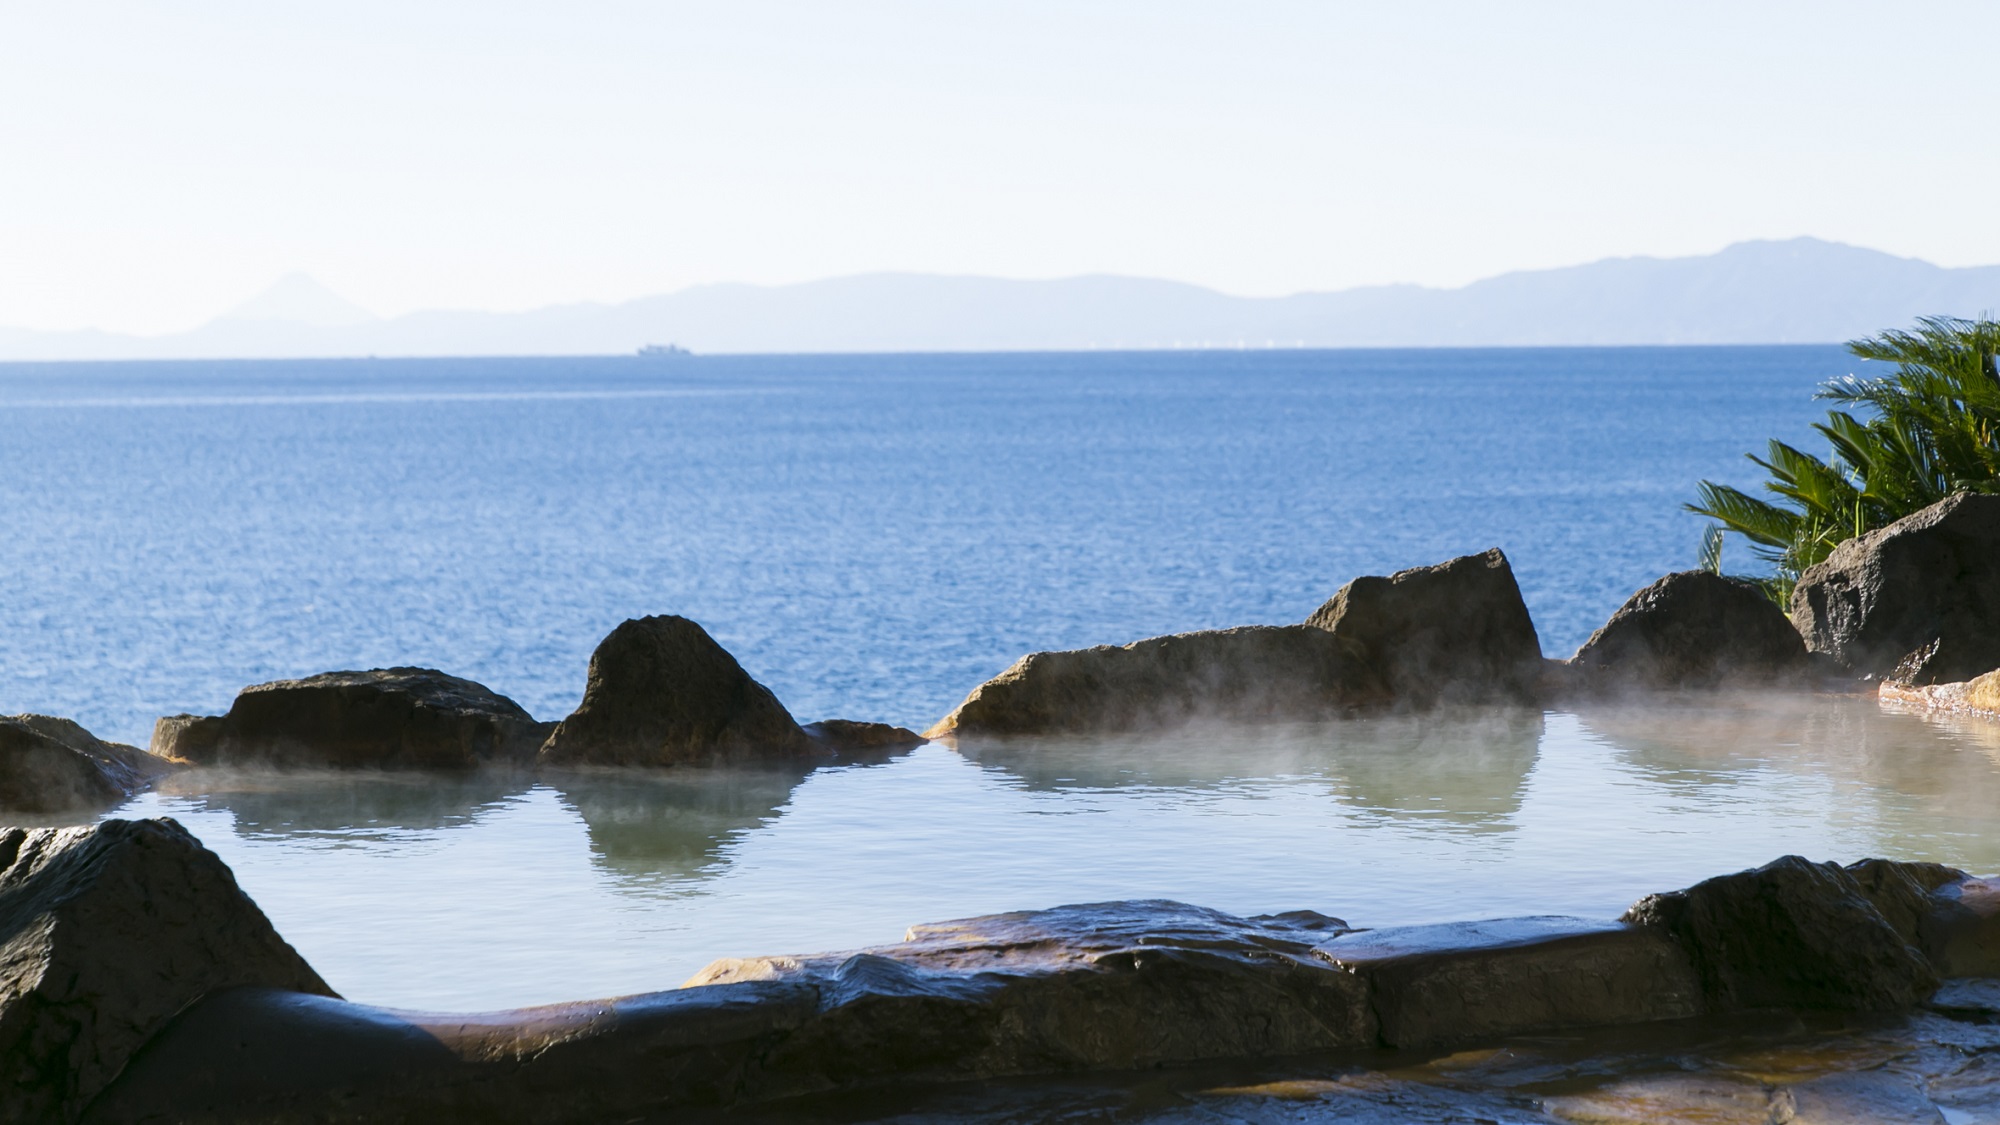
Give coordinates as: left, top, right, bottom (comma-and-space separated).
1576, 694, 2000, 864
547, 764, 820, 884
159, 768, 531, 837
955, 712, 1543, 833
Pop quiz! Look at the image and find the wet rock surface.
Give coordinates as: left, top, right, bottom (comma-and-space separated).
1306, 548, 1545, 708
927, 625, 1384, 737
540, 615, 820, 766
155, 667, 550, 769
0, 819, 332, 1125
1623, 855, 1945, 1012
1791, 491, 2000, 683
1568, 570, 1810, 690
1317, 916, 1701, 1047
0, 714, 177, 813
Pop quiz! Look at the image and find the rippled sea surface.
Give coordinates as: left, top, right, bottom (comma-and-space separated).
11, 347, 1991, 1012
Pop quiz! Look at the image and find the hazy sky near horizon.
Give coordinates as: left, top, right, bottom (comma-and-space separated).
5, 1, 1998, 334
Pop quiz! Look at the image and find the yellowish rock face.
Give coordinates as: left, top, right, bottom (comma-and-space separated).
1966, 669, 2000, 713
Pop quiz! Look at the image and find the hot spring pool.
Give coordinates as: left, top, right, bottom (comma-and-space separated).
70, 693, 2000, 1011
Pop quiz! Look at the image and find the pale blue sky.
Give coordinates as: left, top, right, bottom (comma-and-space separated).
3, 1, 1995, 333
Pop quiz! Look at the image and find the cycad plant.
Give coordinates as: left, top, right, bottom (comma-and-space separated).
1689, 315, 2000, 603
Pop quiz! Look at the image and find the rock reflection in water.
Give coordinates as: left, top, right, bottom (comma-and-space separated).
955, 710, 1542, 834
546, 765, 820, 886
154, 768, 531, 837
1576, 693, 2000, 869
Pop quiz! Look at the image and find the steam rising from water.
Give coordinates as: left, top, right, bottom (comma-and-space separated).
58, 693, 2000, 1010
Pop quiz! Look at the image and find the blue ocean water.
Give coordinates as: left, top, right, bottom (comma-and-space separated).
0, 347, 1837, 746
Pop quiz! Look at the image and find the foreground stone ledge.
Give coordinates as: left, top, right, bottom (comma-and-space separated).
1315, 916, 1701, 1047
14, 821, 1997, 1122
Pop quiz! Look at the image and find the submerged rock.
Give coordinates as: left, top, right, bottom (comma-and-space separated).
1622, 855, 1942, 1012
0, 714, 176, 813
927, 625, 1385, 737
539, 615, 819, 767
1305, 548, 1544, 708
154, 668, 550, 770
0, 818, 332, 1125
1791, 492, 2000, 683
1569, 570, 1810, 690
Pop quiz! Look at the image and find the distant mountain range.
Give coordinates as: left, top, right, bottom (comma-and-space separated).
6, 238, 2000, 360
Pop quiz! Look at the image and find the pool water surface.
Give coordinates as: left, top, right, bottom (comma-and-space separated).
74, 693, 2000, 1011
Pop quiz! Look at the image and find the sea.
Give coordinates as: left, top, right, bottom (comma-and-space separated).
0, 347, 1835, 747
19, 345, 1992, 1015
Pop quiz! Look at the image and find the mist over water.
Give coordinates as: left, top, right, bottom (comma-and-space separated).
0, 347, 1833, 745
74, 695, 2000, 1010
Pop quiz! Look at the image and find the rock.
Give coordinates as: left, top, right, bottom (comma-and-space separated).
148, 713, 224, 760
1922, 873, 2000, 978
1791, 492, 2000, 682
1568, 570, 1809, 690
1314, 916, 1700, 1048
686, 900, 1378, 1080
157, 668, 550, 770
1305, 548, 1544, 708
926, 625, 1385, 737
0, 715, 176, 813
539, 616, 818, 767
1621, 854, 1938, 1012
0, 818, 332, 1125
1881, 667, 2000, 719
801, 719, 928, 754
94, 901, 1375, 1120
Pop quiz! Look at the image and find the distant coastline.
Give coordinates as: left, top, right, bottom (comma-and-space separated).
5, 238, 1999, 362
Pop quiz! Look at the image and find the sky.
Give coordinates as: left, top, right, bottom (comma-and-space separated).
3, 1, 1998, 335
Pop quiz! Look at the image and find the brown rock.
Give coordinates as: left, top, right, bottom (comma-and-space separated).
539, 616, 818, 766
149, 713, 225, 760
0, 818, 332, 1125
1791, 492, 2000, 683
0, 715, 176, 813
927, 625, 1384, 737
800, 719, 927, 754
1622, 854, 1938, 1012
159, 668, 549, 770
1306, 548, 1544, 708
1569, 570, 1810, 690
1880, 667, 2000, 718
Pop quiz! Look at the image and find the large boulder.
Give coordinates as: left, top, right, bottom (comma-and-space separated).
0, 818, 333, 1124
1569, 570, 1810, 690
153, 668, 550, 769
0, 715, 176, 813
1306, 548, 1545, 707
926, 625, 1385, 737
1791, 492, 2000, 682
1621, 855, 1940, 1012
539, 616, 818, 766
